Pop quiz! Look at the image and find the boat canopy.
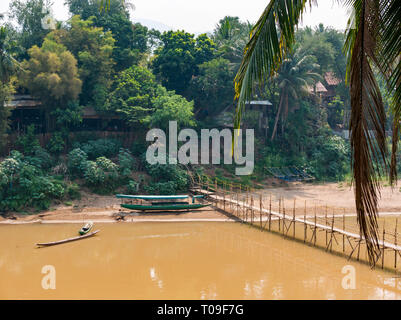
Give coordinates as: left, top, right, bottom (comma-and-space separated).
116, 194, 189, 200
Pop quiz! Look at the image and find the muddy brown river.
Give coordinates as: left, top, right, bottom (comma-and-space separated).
0, 222, 400, 299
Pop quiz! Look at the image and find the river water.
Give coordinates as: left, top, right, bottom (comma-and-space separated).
0, 222, 400, 299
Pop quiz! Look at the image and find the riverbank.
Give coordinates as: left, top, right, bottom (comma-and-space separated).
1, 182, 401, 224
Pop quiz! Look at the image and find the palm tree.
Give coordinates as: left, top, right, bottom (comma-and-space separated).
0, 26, 19, 84
234, 0, 401, 265
270, 49, 321, 140
212, 17, 253, 67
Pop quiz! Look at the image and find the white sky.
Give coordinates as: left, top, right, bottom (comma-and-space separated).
0, 0, 350, 33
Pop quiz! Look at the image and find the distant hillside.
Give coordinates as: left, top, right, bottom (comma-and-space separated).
132, 18, 173, 32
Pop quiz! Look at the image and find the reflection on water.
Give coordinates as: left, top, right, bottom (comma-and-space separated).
0, 222, 400, 299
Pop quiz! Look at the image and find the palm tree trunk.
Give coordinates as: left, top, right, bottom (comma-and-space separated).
271, 88, 285, 141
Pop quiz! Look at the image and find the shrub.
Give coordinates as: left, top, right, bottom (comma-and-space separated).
144, 181, 178, 195
118, 148, 136, 178
0, 152, 67, 211
127, 180, 139, 194
83, 157, 119, 193
67, 148, 88, 176
25, 146, 53, 170
16, 124, 39, 155
47, 132, 65, 155
73, 138, 122, 160
66, 183, 81, 200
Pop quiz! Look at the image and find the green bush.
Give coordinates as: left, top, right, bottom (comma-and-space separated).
47, 132, 65, 155
118, 148, 136, 178
83, 157, 120, 193
25, 146, 53, 170
144, 160, 189, 194
72, 138, 122, 160
16, 125, 39, 155
0, 151, 67, 211
66, 183, 81, 200
67, 148, 88, 176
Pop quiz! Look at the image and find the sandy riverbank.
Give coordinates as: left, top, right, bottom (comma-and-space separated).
1, 182, 401, 224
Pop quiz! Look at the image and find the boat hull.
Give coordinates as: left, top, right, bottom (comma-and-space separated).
120, 203, 210, 211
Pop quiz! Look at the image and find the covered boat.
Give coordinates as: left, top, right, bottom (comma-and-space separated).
116, 194, 209, 212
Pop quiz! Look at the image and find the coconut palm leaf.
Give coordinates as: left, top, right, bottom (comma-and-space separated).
344, 0, 388, 264
379, 0, 401, 184
234, 0, 315, 132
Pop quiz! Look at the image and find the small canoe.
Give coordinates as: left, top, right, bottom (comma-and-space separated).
79, 221, 93, 235
121, 203, 210, 211
36, 230, 100, 247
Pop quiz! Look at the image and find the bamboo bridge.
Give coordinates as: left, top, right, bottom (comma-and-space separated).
190, 174, 401, 272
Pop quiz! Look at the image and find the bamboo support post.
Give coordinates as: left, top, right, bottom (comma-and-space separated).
342, 210, 345, 253
304, 200, 307, 243
269, 194, 272, 231
259, 193, 263, 229
395, 218, 398, 269
293, 198, 296, 238
382, 219, 386, 269
325, 205, 328, 246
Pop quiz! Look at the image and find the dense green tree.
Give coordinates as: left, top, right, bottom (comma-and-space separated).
105, 65, 158, 124
66, 0, 141, 71
146, 86, 195, 131
21, 37, 82, 130
49, 15, 115, 110
0, 25, 18, 152
212, 16, 252, 64
8, 0, 53, 59
152, 31, 216, 96
189, 57, 235, 117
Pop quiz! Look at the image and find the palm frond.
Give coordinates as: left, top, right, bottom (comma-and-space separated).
344, 0, 387, 265
378, 0, 401, 184
233, 0, 315, 132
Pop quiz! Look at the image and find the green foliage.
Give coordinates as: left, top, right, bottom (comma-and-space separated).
47, 132, 65, 155
67, 148, 88, 176
146, 86, 195, 131
49, 15, 115, 110
145, 161, 189, 194
0, 80, 15, 153
106, 65, 158, 124
309, 135, 350, 181
0, 151, 67, 211
127, 179, 139, 194
189, 57, 235, 117
66, 0, 140, 71
8, 0, 52, 59
118, 148, 135, 178
83, 156, 119, 193
152, 30, 216, 95
16, 124, 40, 155
73, 138, 122, 159
25, 146, 53, 169
66, 182, 81, 200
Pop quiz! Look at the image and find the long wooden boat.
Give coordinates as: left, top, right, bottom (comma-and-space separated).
116, 194, 209, 211
36, 230, 100, 247
120, 203, 210, 211
116, 194, 189, 200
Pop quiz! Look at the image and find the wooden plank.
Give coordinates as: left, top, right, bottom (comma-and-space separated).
36, 230, 100, 247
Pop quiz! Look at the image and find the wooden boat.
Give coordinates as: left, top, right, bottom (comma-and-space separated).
120, 203, 210, 211
116, 194, 210, 212
79, 221, 93, 235
36, 230, 100, 247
